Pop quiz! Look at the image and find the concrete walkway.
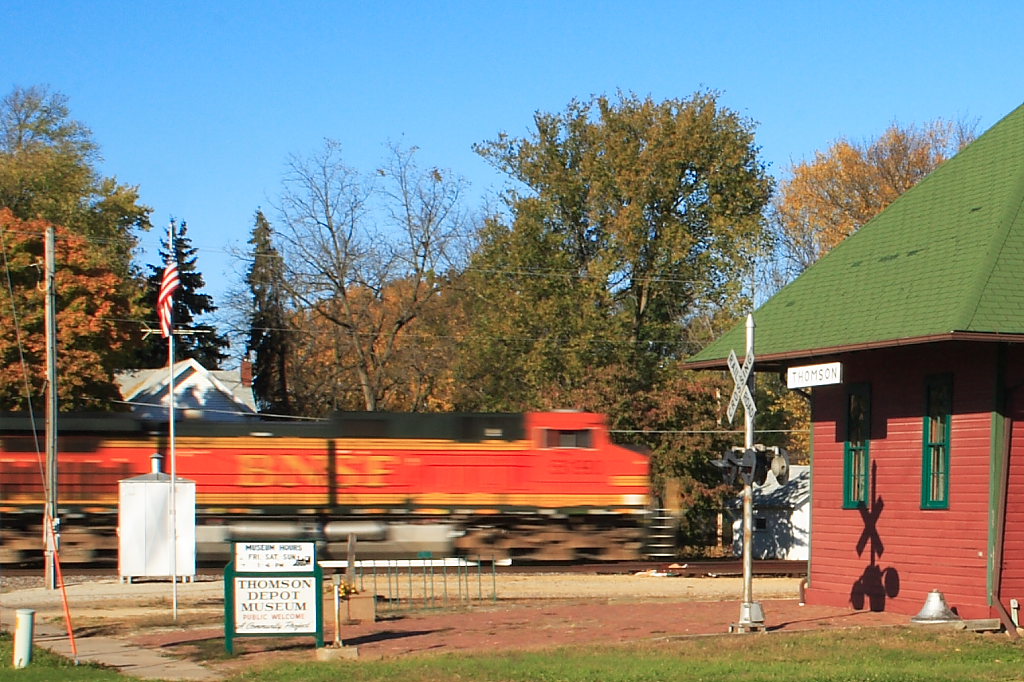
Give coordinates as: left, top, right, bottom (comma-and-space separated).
30, 620, 220, 681
1, 578, 223, 681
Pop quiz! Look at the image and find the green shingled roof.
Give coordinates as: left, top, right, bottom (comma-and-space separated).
690, 101, 1024, 369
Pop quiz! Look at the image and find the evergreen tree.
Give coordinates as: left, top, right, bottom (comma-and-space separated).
245, 210, 293, 414
134, 221, 229, 368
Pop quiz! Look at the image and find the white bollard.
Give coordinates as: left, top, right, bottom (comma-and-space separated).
13, 608, 35, 668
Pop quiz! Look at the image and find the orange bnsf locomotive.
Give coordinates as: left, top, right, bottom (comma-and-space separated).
0, 410, 650, 564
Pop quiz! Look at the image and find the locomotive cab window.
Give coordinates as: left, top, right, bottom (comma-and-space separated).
544, 429, 593, 449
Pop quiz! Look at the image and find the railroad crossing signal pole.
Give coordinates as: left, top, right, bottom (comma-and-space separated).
727, 315, 763, 631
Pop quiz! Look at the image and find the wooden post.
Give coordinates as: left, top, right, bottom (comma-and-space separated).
345, 534, 356, 622
44, 224, 58, 590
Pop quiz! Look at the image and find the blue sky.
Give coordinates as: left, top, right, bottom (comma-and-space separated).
4, 1, 1024, 356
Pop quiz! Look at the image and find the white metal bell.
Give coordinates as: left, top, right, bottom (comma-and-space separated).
911, 590, 961, 623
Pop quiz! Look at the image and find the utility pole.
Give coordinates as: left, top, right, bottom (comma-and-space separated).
44, 223, 59, 590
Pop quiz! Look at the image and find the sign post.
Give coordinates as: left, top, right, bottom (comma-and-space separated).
224, 541, 323, 654
727, 314, 765, 632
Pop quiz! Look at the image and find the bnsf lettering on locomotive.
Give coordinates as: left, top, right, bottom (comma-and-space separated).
236, 453, 396, 487
335, 454, 396, 488
237, 454, 325, 487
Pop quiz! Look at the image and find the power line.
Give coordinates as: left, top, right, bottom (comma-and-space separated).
610, 428, 810, 435
0, 225, 745, 286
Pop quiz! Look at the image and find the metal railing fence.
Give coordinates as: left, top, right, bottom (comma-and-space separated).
323, 556, 498, 616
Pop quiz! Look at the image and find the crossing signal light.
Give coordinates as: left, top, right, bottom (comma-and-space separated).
711, 445, 790, 486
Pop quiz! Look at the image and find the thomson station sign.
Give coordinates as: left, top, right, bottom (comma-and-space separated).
787, 362, 843, 389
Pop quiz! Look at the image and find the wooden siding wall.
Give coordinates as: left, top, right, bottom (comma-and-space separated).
805, 343, 996, 619
999, 346, 1024, 608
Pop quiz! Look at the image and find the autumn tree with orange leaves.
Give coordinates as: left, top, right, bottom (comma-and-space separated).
0, 210, 135, 409
276, 277, 458, 415
769, 119, 976, 285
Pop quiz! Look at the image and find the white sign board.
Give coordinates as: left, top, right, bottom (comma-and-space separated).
787, 362, 843, 389
234, 542, 315, 573
233, 575, 318, 633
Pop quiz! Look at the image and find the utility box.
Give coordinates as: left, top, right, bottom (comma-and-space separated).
118, 454, 196, 582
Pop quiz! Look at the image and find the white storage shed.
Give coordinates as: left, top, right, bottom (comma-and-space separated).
732, 465, 810, 561
118, 454, 197, 582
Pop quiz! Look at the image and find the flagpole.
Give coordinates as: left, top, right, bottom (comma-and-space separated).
166, 219, 179, 620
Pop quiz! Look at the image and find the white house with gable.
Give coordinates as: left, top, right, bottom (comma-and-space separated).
116, 359, 258, 421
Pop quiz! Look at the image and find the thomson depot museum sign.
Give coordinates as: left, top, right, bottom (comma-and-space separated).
224, 541, 324, 653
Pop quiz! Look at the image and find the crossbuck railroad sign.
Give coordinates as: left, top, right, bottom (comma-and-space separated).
726, 349, 756, 423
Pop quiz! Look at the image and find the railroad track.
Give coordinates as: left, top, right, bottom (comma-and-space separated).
1, 558, 806, 580
500, 559, 806, 577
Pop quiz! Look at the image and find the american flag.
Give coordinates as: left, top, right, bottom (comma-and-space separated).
157, 260, 181, 338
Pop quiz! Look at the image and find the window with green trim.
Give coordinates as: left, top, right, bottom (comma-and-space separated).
844, 384, 870, 508
922, 374, 951, 509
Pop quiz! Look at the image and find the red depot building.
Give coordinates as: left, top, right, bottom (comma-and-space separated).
690, 101, 1024, 625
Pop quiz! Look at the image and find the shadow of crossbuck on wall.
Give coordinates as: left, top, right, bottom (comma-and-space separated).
850, 462, 900, 611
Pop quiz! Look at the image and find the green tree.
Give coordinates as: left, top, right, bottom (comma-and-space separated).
457, 92, 773, 537
0, 85, 150, 276
245, 210, 294, 414
0, 86, 151, 407
135, 221, 229, 368
459, 91, 772, 412
449, 209, 618, 411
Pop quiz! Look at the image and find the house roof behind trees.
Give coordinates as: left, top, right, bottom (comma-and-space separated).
116, 359, 257, 420
689, 101, 1024, 369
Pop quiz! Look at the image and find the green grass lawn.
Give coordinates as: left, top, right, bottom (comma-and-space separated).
3, 627, 1024, 682
0, 633, 123, 682
225, 628, 1024, 682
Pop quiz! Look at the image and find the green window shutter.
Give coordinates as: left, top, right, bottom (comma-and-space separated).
921, 374, 952, 509
844, 384, 871, 509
